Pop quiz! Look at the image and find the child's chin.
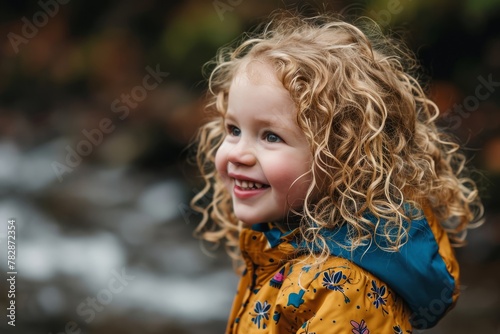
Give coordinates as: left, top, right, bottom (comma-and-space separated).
236, 212, 284, 226
234, 212, 265, 225
237, 216, 262, 225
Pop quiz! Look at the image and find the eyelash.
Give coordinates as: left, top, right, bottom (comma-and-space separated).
264, 132, 282, 143
226, 125, 283, 143
226, 124, 240, 136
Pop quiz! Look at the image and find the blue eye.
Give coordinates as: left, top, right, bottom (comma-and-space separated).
265, 132, 282, 143
227, 125, 241, 136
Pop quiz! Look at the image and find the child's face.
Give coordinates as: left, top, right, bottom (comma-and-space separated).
215, 60, 312, 225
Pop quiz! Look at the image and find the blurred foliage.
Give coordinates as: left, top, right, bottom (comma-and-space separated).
0, 0, 499, 333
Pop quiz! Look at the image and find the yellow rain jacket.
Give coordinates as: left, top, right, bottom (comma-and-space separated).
226, 206, 460, 333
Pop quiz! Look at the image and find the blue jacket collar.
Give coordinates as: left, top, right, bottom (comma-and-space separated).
252, 207, 457, 329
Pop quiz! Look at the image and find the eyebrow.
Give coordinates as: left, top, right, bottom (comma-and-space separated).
224, 112, 291, 131
253, 116, 282, 128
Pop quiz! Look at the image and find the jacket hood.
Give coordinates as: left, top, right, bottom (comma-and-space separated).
253, 205, 460, 329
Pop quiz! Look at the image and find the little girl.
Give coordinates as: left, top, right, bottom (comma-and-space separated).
190, 10, 483, 333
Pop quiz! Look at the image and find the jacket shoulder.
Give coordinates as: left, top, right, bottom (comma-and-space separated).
273, 256, 412, 333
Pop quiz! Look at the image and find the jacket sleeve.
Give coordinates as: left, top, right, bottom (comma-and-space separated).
275, 258, 413, 334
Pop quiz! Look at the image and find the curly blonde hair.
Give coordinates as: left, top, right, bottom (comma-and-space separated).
190, 9, 483, 268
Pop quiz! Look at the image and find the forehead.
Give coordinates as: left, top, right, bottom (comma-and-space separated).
227, 59, 296, 121
234, 58, 278, 85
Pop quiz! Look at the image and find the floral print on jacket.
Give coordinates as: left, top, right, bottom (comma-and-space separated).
226, 206, 460, 333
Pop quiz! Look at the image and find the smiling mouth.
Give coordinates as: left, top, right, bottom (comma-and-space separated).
234, 178, 270, 190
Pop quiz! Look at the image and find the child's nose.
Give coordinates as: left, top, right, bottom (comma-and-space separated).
227, 140, 256, 166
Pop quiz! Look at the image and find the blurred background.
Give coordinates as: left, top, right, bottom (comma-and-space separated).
0, 0, 499, 333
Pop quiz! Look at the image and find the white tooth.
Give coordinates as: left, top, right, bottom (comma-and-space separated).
235, 179, 241, 187
248, 181, 255, 188
242, 181, 248, 188
255, 183, 262, 189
